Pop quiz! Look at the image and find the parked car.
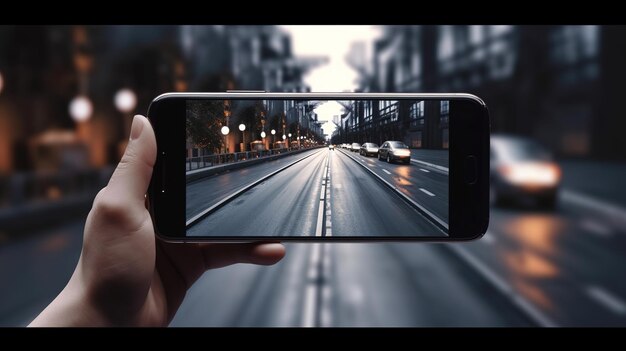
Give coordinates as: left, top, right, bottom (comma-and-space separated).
490, 134, 561, 209
359, 143, 379, 157
378, 141, 411, 164
351, 143, 361, 152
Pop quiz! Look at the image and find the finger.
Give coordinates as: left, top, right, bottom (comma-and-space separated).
105, 115, 157, 204
200, 242, 286, 270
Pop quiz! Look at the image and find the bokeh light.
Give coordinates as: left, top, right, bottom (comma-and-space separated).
114, 88, 137, 113
69, 95, 93, 122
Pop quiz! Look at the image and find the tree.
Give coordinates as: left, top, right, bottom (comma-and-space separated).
186, 100, 226, 152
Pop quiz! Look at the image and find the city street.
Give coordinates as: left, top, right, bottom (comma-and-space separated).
186, 148, 447, 237
3, 155, 626, 326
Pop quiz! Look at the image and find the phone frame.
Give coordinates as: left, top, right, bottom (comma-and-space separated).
147, 92, 490, 242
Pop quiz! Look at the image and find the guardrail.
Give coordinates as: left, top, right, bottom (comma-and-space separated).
186, 148, 299, 171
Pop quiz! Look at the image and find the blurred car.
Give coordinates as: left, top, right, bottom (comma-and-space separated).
378, 141, 411, 164
351, 143, 361, 152
491, 134, 561, 209
359, 143, 379, 157
329, 144, 335, 150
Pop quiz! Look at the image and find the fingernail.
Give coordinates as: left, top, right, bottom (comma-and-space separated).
130, 115, 144, 141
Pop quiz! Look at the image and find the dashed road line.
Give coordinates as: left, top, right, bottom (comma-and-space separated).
319, 244, 333, 327
561, 189, 626, 229
419, 168, 430, 173
580, 218, 613, 238
410, 158, 449, 173
325, 159, 332, 237
315, 157, 329, 237
382, 169, 392, 175
419, 188, 435, 197
302, 243, 322, 327
338, 149, 448, 231
585, 286, 626, 315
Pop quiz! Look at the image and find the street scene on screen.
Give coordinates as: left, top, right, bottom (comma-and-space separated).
185, 99, 449, 237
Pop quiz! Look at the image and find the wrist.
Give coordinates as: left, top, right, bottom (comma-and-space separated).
29, 271, 112, 327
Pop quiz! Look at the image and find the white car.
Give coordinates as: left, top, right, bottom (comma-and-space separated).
359, 143, 379, 157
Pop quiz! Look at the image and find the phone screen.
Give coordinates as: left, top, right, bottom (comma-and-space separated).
184, 98, 449, 237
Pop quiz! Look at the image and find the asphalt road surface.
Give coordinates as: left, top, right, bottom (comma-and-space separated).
187, 148, 447, 237
2, 153, 626, 326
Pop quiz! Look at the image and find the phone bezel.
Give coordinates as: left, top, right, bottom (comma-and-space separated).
147, 92, 489, 242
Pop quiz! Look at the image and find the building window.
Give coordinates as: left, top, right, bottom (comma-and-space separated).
438, 25, 455, 61
550, 25, 599, 84
440, 101, 449, 124
409, 101, 425, 128
363, 101, 373, 127
379, 100, 398, 125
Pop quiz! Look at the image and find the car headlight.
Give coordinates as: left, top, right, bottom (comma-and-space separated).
499, 162, 561, 186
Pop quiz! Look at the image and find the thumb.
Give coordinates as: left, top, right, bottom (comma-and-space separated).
105, 115, 157, 204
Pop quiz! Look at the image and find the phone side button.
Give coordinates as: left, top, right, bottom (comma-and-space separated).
463, 155, 478, 185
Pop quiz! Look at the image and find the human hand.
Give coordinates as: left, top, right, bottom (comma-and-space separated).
29, 115, 285, 327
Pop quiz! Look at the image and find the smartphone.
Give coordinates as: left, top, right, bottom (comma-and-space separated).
147, 92, 489, 242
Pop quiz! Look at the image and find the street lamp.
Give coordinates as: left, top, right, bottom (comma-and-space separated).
238, 123, 246, 152
271, 129, 276, 148
223, 101, 231, 153
69, 95, 93, 123
261, 131, 266, 138
114, 88, 137, 113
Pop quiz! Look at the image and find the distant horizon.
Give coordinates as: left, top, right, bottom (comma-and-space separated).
281, 25, 381, 136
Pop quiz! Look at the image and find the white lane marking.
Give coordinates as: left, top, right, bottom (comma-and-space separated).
319, 244, 333, 327
481, 232, 496, 244
302, 244, 321, 327
447, 245, 558, 327
277, 245, 308, 325
326, 160, 332, 237
580, 218, 613, 238
315, 157, 329, 237
561, 189, 626, 228
419, 188, 435, 196
382, 169, 392, 175
419, 168, 430, 173
411, 158, 449, 173
585, 286, 626, 315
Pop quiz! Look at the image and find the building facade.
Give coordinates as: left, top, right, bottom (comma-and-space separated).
338, 25, 626, 161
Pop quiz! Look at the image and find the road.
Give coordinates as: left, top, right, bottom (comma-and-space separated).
1, 153, 626, 326
187, 148, 446, 237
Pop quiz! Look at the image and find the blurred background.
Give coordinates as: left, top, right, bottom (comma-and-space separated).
1, 25, 625, 326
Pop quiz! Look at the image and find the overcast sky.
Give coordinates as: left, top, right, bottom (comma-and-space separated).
281, 25, 380, 136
